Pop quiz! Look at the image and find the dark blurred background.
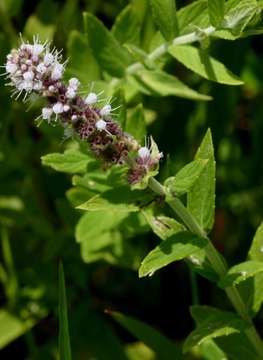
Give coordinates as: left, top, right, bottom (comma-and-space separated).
0, 0, 263, 358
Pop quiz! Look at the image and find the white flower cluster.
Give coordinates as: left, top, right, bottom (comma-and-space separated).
4, 36, 65, 99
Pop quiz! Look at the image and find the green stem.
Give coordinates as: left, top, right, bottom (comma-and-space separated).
148, 177, 263, 356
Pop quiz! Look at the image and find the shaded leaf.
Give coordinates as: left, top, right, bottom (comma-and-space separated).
134, 69, 212, 101
58, 262, 72, 360
219, 261, 263, 288
139, 231, 207, 277
165, 159, 208, 196
149, 0, 179, 41
110, 311, 182, 360
126, 104, 146, 142
168, 45, 243, 85
83, 12, 131, 77
208, 0, 225, 27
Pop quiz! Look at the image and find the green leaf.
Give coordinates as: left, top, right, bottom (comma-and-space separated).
58, 262, 72, 360
110, 311, 182, 360
24, 15, 55, 42
0, 310, 36, 350
41, 149, 91, 174
219, 260, 263, 288
83, 12, 131, 77
134, 69, 212, 101
184, 306, 247, 353
113, 88, 127, 128
111, 4, 142, 45
190, 306, 257, 359
248, 222, 263, 261
77, 195, 139, 213
165, 159, 208, 196
149, 0, 179, 41
142, 209, 185, 240
126, 104, 146, 142
139, 231, 207, 277
208, 0, 225, 27
177, 0, 210, 35
220, 0, 260, 37
66, 30, 100, 83
168, 45, 243, 86
187, 129, 215, 232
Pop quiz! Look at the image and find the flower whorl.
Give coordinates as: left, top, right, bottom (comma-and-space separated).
4, 37, 162, 186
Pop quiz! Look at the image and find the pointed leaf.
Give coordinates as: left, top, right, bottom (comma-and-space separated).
110, 311, 182, 360
135, 69, 212, 101
126, 104, 146, 142
219, 260, 263, 288
58, 262, 72, 360
168, 45, 243, 85
187, 129, 215, 232
184, 305, 247, 353
165, 159, 208, 196
248, 222, 263, 261
139, 231, 207, 277
149, 0, 179, 41
83, 12, 131, 77
208, 0, 225, 27
41, 149, 91, 174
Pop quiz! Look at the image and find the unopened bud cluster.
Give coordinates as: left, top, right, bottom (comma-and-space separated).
4, 38, 162, 185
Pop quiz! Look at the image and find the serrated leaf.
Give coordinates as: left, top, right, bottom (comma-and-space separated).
177, 0, 210, 35
134, 69, 212, 101
58, 262, 72, 360
221, 0, 259, 36
184, 306, 247, 353
165, 159, 208, 196
149, 0, 179, 41
110, 311, 182, 360
208, 0, 225, 27
77, 195, 139, 213
139, 231, 207, 277
66, 30, 100, 83
111, 4, 142, 45
142, 209, 185, 240
219, 261, 263, 288
191, 306, 258, 359
83, 12, 131, 77
126, 104, 146, 142
41, 149, 91, 174
168, 45, 243, 85
187, 129, 215, 232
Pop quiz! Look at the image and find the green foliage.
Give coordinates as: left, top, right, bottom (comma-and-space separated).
58, 262, 72, 360
149, 0, 179, 41
139, 232, 208, 277
168, 45, 244, 85
208, 0, 225, 27
187, 129, 216, 232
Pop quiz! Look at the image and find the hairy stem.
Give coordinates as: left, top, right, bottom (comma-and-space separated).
148, 177, 263, 356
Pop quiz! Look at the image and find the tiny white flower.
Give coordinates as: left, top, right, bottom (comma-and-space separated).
32, 44, 44, 56
85, 92, 97, 105
100, 104, 111, 116
23, 71, 34, 81
43, 53, 54, 66
95, 119, 107, 131
6, 62, 17, 74
66, 87, 76, 99
36, 63, 47, 74
138, 147, 151, 159
33, 81, 43, 91
51, 63, 63, 80
21, 64, 27, 71
71, 115, 78, 122
63, 104, 70, 112
22, 80, 33, 91
31, 55, 38, 63
26, 59, 32, 66
69, 78, 80, 90
53, 102, 64, 114
48, 85, 55, 92
42, 107, 53, 120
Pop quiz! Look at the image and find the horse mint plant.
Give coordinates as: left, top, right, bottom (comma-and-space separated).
4, 37, 162, 187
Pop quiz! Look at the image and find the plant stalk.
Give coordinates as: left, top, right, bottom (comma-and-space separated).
148, 177, 263, 356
